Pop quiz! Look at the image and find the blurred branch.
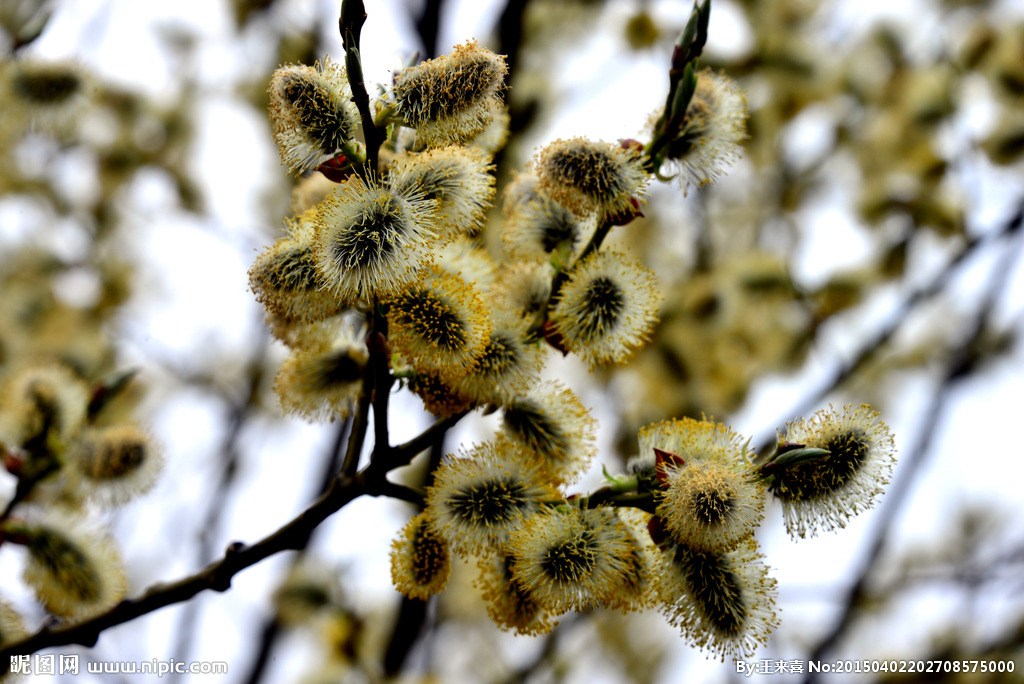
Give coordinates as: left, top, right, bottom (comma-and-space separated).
411, 0, 446, 59
489, 0, 531, 180
167, 334, 268, 681
801, 206, 1024, 681
242, 417, 353, 684
381, 426, 448, 676
495, 0, 530, 77
756, 199, 1024, 453
501, 616, 578, 684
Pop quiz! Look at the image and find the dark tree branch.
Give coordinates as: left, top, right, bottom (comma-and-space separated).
0, 465, 409, 668
167, 335, 268, 681
383, 596, 430, 677
340, 0, 384, 173
495, 0, 530, 81
374, 410, 468, 473
501, 616, 578, 684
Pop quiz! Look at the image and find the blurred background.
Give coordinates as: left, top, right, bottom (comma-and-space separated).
1, 0, 1023, 682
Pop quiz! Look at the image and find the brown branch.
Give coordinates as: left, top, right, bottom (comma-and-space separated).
374, 410, 468, 474
340, 0, 383, 173
380, 430, 448, 676
0, 467, 394, 668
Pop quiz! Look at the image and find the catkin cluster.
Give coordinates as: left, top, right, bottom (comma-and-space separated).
253, 5, 897, 664
0, 49, 167, 643
0, 307, 162, 624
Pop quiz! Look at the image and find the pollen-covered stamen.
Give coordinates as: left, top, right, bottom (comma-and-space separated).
822, 430, 870, 487
397, 50, 504, 123
550, 250, 660, 369
16, 510, 127, 619
29, 532, 102, 603
264, 247, 322, 292
386, 267, 489, 383
766, 404, 896, 538
401, 53, 502, 122
502, 173, 590, 262
268, 58, 359, 174
308, 350, 365, 390
533, 138, 648, 218
767, 430, 868, 499
424, 439, 554, 553
393, 41, 507, 146
491, 261, 554, 323
313, 175, 437, 302
499, 381, 596, 486
83, 440, 142, 480
546, 145, 631, 200
539, 208, 580, 253
577, 276, 626, 339
281, 74, 353, 153
639, 416, 743, 467
331, 207, 404, 271
390, 513, 451, 600
540, 533, 599, 585
1, 364, 90, 452
453, 312, 543, 408
503, 401, 570, 459
408, 369, 472, 419
509, 507, 640, 614
653, 68, 748, 193
389, 147, 495, 239
659, 537, 778, 659
413, 164, 458, 202
475, 553, 556, 636
273, 326, 368, 423
21, 386, 61, 458
249, 211, 347, 325
691, 488, 734, 526
410, 521, 448, 586
391, 289, 467, 352
447, 477, 531, 526
476, 333, 517, 377
658, 459, 764, 553
66, 426, 163, 507
672, 544, 745, 635
13, 69, 81, 104
500, 555, 543, 621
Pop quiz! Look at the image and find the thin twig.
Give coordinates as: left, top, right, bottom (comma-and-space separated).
376, 411, 468, 473
340, 0, 383, 173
